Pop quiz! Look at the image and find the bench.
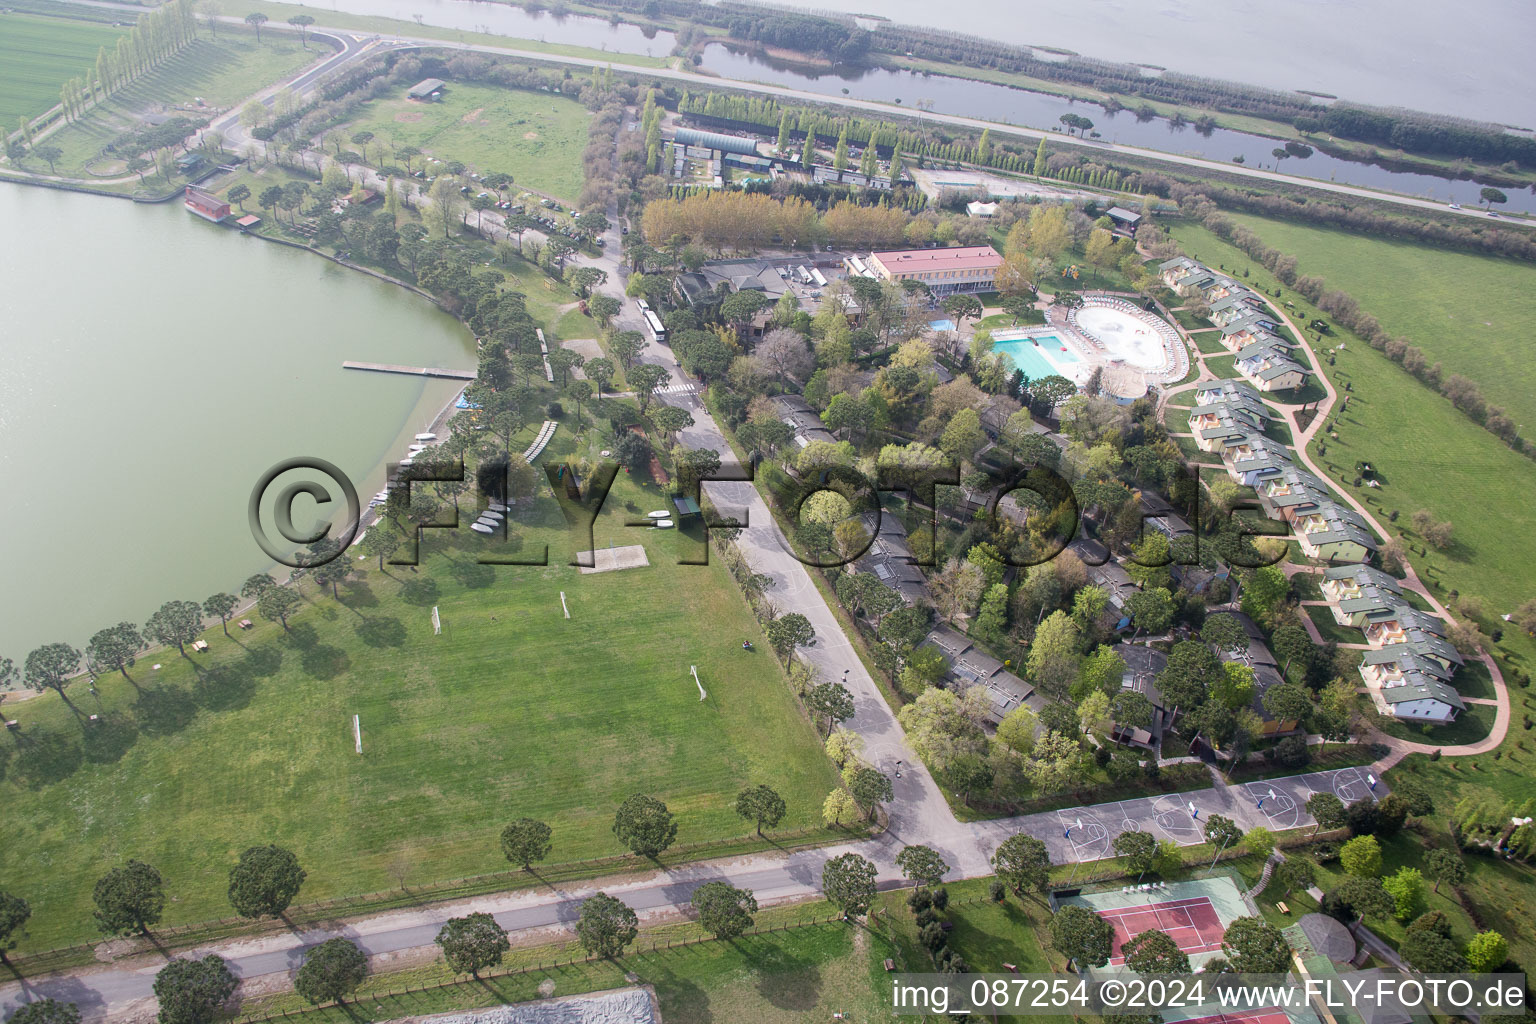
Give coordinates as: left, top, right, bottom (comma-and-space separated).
1277, 901, 1291, 915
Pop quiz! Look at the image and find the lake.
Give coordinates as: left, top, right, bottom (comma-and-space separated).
0, 186, 474, 659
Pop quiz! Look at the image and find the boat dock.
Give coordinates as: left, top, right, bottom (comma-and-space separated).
343, 361, 476, 380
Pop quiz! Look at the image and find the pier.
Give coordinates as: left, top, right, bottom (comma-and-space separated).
342, 361, 476, 380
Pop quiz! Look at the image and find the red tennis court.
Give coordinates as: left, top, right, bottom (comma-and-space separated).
1099, 896, 1226, 964
1173, 1009, 1290, 1024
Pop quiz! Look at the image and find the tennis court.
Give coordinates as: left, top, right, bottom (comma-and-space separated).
1175, 1010, 1292, 1024
1099, 895, 1226, 964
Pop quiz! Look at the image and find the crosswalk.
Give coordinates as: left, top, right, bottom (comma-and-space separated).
656, 382, 698, 394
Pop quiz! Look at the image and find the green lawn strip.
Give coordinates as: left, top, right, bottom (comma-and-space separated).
1228, 212, 1536, 432
15, 30, 319, 178
1169, 218, 1536, 705
1372, 701, 1495, 746
338, 81, 589, 203
0, 439, 839, 952
1304, 604, 1364, 646
236, 0, 671, 69
1172, 307, 1208, 331
0, 12, 127, 124
1193, 331, 1230, 356
1227, 743, 1379, 783
1203, 354, 1240, 379
1289, 571, 1323, 602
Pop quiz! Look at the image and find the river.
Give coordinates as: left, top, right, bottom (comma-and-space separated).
697, 45, 1536, 214
0, 186, 474, 660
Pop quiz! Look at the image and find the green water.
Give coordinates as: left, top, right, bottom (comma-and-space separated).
0, 186, 475, 658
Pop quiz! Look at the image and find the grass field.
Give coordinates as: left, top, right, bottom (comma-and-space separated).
1222, 213, 1536, 431
0, 12, 127, 125
13, 31, 319, 178
0, 437, 839, 951
342, 82, 589, 203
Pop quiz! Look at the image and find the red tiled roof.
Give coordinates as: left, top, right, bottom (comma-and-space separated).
870, 245, 1002, 272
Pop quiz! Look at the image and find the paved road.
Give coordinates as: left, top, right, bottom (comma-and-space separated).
0, 765, 1382, 1019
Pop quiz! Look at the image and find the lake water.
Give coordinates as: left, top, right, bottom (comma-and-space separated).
698, 45, 1536, 214
0, 186, 474, 658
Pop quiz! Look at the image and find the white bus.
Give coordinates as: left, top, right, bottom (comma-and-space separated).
634, 298, 651, 315
642, 309, 667, 344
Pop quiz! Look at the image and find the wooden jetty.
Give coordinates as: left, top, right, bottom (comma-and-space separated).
343, 361, 475, 380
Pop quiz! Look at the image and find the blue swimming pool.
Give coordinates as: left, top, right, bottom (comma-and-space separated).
929, 318, 957, 332
992, 333, 1083, 381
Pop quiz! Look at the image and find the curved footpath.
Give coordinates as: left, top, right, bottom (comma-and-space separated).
1156, 289, 1508, 770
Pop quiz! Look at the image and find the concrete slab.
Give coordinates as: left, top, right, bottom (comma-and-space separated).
576, 544, 650, 574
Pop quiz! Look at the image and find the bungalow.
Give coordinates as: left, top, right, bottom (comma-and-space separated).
1191, 402, 1271, 452
854, 511, 929, 606
1199, 276, 1246, 304
1331, 583, 1411, 630
1234, 341, 1310, 393
771, 395, 836, 448
1193, 379, 1272, 413
920, 625, 1042, 723
1222, 612, 1303, 736
1321, 564, 1403, 607
1364, 606, 1447, 648
1219, 321, 1283, 352
1222, 433, 1292, 487
1359, 646, 1455, 688
1294, 502, 1378, 563
1208, 291, 1267, 325
1366, 638, 1462, 679
1158, 256, 1205, 293
1375, 675, 1465, 724
1066, 538, 1140, 626
1111, 643, 1170, 751
1255, 465, 1331, 521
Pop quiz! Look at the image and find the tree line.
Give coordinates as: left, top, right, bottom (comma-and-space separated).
52, 0, 199, 127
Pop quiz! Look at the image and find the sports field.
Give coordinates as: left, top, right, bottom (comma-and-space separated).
1224, 213, 1536, 432
0, 445, 839, 951
343, 82, 590, 203
0, 12, 127, 124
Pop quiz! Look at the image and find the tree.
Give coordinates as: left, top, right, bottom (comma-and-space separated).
1401, 929, 1466, 973
1307, 793, 1348, 835
287, 12, 315, 45
1480, 187, 1508, 212
612, 794, 677, 858
145, 600, 204, 655
227, 845, 305, 919
822, 787, 859, 826
1326, 876, 1391, 925
1127, 587, 1175, 636
1275, 857, 1316, 897
294, 938, 367, 1006
1465, 930, 1508, 971
821, 853, 877, 918
846, 764, 892, 821
1245, 826, 1276, 862
6, 999, 80, 1024
226, 184, 251, 211
500, 818, 552, 870
1422, 848, 1466, 894
576, 892, 639, 957
25, 642, 81, 704
690, 881, 757, 940
807, 682, 855, 733
244, 11, 267, 40
1200, 612, 1247, 655
86, 622, 143, 677
435, 912, 509, 976
257, 586, 300, 630
241, 573, 275, 599
202, 593, 238, 636
1050, 904, 1114, 969
1382, 867, 1425, 921
734, 785, 786, 837
33, 144, 62, 173
765, 612, 815, 664
627, 363, 668, 414
1123, 929, 1191, 975
1340, 834, 1382, 878
361, 526, 401, 571
93, 860, 165, 935
1222, 917, 1291, 973
153, 955, 237, 1024
1113, 830, 1158, 880
1203, 815, 1244, 855
0, 891, 31, 966
1240, 565, 1288, 624
896, 844, 950, 889
1262, 681, 1313, 726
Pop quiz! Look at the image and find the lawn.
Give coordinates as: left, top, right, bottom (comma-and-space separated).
1222, 213, 1536, 432
1192, 330, 1230, 355
1304, 604, 1362, 646
341, 80, 590, 203
0, 11, 127, 125
0, 432, 839, 951
13, 30, 320, 178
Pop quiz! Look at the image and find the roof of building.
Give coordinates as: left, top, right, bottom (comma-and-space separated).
1323, 563, 1403, 592
966, 201, 1000, 217
1105, 206, 1142, 224
407, 78, 446, 97
1361, 645, 1455, 681
1380, 675, 1465, 712
870, 245, 1002, 273
673, 127, 760, 156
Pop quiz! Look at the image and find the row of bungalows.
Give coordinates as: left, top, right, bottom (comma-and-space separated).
921, 625, 1044, 724
1159, 257, 1311, 393
770, 394, 836, 449
1318, 557, 1467, 724
1194, 380, 1379, 564
853, 511, 929, 606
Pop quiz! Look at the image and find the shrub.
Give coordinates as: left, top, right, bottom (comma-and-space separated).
547, 402, 564, 418
989, 881, 1007, 903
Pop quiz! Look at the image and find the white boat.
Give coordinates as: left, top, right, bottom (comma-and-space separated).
414, 433, 437, 441
647, 510, 669, 519
654, 519, 675, 529
399, 458, 414, 466
488, 503, 508, 512
481, 510, 504, 520
470, 522, 495, 534
407, 444, 427, 453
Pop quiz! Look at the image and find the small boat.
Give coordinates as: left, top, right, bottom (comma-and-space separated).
414, 433, 437, 441
399, 459, 414, 466
653, 519, 675, 529
481, 510, 504, 520
488, 503, 508, 512
647, 510, 669, 519
469, 522, 495, 534
407, 444, 428, 453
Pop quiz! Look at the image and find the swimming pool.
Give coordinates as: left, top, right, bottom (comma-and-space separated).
929, 318, 957, 332
992, 332, 1084, 382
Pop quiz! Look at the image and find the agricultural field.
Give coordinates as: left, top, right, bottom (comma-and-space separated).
1225, 213, 1536, 431
13, 30, 319, 178
0, 12, 128, 125
342, 82, 590, 203
0, 435, 840, 950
